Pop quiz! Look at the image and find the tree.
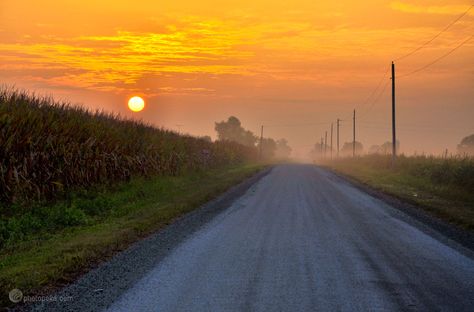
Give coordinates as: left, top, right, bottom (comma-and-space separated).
214, 116, 257, 147
458, 134, 474, 155
310, 141, 333, 161
258, 138, 277, 159
369, 145, 381, 154
380, 141, 400, 155
200, 135, 212, 142
275, 138, 292, 159
309, 141, 330, 160
340, 141, 363, 156
310, 143, 321, 160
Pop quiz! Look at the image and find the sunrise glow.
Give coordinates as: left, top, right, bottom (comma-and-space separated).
0, 0, 473, 154
128, 96, 145, 112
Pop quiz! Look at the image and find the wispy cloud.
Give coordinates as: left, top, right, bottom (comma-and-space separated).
1, 8, 472, 95
0, 18, 256, 93
390, 2, 473, 16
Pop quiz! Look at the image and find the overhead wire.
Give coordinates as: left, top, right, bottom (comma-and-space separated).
359, 120, 474, 131
272, 5, 474, 149
357, 4, 474, 115
394, 4, 473, 61
354, 66, 391, 113
351, 6, 473, 127
358, 79, 391, 120
398, 34, 474, 78
263, 121, 331, 128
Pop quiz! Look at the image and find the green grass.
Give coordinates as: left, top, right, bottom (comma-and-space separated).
0, 163, 264, 307
325, 155, 474, 231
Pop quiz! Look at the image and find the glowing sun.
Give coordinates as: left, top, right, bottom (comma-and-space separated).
128, 96, 145, 112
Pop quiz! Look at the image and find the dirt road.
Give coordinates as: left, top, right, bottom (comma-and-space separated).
105, 164, 474, 311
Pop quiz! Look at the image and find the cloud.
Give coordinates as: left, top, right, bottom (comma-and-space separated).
390, 2, 473, 16
0, 18, 255, 93
1, 9, 472, 96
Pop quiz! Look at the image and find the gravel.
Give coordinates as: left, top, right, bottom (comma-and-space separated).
28, 164, 474, 311
28, 168, 272, 312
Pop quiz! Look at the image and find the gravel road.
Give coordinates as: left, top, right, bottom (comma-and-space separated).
34, 164, 474, 311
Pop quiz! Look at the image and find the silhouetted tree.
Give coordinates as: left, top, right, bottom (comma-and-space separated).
341, 141, 363, 156
214, 116, 257, 147
258, 138, 277, 159
200, 135, 212, 142
458, 134, 474, 155
310, 142, 330, 159
275, 138, 292, 159
369, 145, 381, 154
380, 141, 400, 154
368, 141, 400, 155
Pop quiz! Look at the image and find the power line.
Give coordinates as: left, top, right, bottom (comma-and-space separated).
358, 125, 473, 133
343, 66, 390, 121
358, 79, 390, 120
350, 6, 473, 129
356, 66, 391, 112
264, 121, 330, 128
399, 34, 473, 78
359, 120, 474, 131
394, 4, 474, 62
312, 6, 474, 155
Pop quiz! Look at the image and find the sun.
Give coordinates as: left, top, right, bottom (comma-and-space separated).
128, 96, 145, 112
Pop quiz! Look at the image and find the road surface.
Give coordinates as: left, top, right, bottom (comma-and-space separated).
105, 164, 474, 311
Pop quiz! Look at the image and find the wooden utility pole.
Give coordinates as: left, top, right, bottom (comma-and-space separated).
324, 131, 327, 159
352, 110, 356, 157
391, 61, 397, 166
259, 125, 264, 160
337, 118, 340, 158
320, 137, 323, 158
330, 123, 333, 160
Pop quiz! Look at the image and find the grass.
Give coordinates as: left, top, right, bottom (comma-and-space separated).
0, 86, 262, 307
324, 154, 474, 231
0, 163, 265, 307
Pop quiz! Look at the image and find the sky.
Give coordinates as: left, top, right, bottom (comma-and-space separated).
1, 0, 473, 157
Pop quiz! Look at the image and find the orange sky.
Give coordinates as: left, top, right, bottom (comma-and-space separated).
1, 0, 473, 156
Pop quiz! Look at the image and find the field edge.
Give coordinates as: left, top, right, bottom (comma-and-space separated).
322, 165, 474, 253
1, 163, 269, 309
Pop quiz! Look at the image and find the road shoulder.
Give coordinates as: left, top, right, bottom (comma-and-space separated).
321, 166, 474, 256
25, 167, 272, 312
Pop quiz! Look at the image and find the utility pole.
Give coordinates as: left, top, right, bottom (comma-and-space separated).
330, 123, 333, 160
324, 131, 327, 159
391, 61, 397, 166
337, 118, 340, 158
320, 137, 323, 158
353, 109, 356, 157
259, 125, 264, 160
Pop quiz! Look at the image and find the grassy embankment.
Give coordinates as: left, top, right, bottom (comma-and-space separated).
325, 154, 474, 231
0, 88, 264, 305
0, 164, 263, 306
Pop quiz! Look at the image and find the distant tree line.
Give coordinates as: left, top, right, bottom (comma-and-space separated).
310, 132, 474, 159
458, 134, 474, 156
368, 141, 400, 155
214, 116, 292, 159
310, 141, 364, 158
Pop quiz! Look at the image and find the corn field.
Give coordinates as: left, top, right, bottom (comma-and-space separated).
0, 87, 257, 205
329, 154, 474, 191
